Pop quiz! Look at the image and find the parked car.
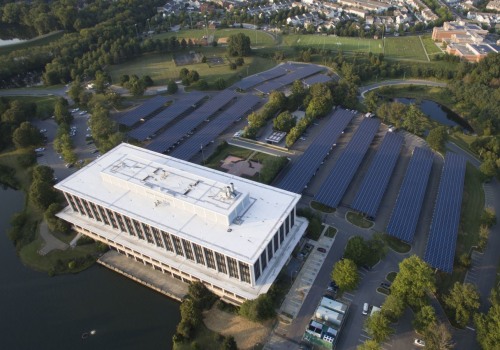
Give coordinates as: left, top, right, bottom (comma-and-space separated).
362, 303, 369, 315
380, 282, 391, 289
317, 247, 327, 253
39, 129, 47, 133
35, 147, 45, 152
65, 163, 74, 168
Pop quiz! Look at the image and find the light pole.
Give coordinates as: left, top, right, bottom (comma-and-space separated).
200, 144, 205, 164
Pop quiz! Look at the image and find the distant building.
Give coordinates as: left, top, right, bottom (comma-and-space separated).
55, 144, 307, 304
486, 0, 500, 11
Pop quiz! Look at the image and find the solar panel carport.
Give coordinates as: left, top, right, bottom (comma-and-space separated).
170, 95, 260, 161
118, 95, 171, 127
231, 66, 288, 91
351, 131, 404, 219
273, 65, 324, 86
276, 108, 354, 193
314, 118, 380, 208
128, 93, 207, 141
385, 147, 434, 243
146, 90, 237, 153
424, 152, 467, 273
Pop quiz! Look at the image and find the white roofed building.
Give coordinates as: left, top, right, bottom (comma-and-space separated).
54, 143, 307, 303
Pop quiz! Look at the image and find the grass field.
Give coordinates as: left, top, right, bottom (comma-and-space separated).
153, 28, 276, 47
3, 95, 58, 119
421, 35, 443, 56
283, 34, 383, 54
384, 36, 428, 61
0, 31, 64, 56
108, 47, 276, 86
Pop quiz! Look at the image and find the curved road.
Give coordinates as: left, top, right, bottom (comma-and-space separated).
359, 79, 447, 98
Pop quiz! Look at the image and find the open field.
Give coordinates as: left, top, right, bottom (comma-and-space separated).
3, 95, 58, 119
108, 48, 276, 86
421, 35, 443, 56
0, 31, 64, 56
282, 34, 383, 54
384, 36, 428, 61
153, 28, 276, 47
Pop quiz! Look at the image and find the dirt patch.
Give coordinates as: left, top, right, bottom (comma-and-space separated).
203, 307, 273, 350
220, 155, 262, 177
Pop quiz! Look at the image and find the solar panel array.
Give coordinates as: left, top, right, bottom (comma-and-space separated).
303, 74, 332, 86
273, 65, 324, 86
119, 95, 171, 127
255, 80, 283, 94
314, 118, 381, 208
386, 147, 434, 243
128, 93, 207, 141
231, 66, 288, 91
351, 132, 404, 218
277, 108, 355, 193
424, 152, 467, 273
170, 95, 260, 160
146, 90, 237, 153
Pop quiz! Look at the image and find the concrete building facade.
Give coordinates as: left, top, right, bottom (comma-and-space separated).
55, 143, 307, 304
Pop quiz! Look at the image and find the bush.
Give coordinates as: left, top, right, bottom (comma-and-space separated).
235, 57, 244, 66
239, 294, 275, 322
229, 63, 237, 70
297, 207, 322, 240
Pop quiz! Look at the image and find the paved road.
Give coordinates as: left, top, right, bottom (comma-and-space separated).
359, 79, 448, 98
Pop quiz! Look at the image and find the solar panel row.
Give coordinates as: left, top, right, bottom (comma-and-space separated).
424, 152, 467, 273
170, 95, 260, 160
255, 80, 283, 94
128, 93, 207, 141
146, 90, 237, 153
119, 95, 171, 127
232, 66, 288, 91
273, 65, 324, 86
277, 108, 355, 193
314, 118, 381, 208
385, 147, 434, 243
351, 132, 404, 219
303, 74, 333, 86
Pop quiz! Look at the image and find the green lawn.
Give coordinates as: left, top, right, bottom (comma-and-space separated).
283, 34, 383, 54
311, 200, 336, 213
0, 31, 64, 56
386, 272, 397, 282
381, 234, 411, 254
384, 36, 428, 61
324, 226, 337, 238
420, 35, 443, 56
173, 323, 221, 350
108, 48, 276, 86
4, 95, 58, 119
204, 144, 254, 169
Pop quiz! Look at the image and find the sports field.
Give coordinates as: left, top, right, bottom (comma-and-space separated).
153, 28, 276, 47
421, 35, 443, 56
384, 36, 428, 61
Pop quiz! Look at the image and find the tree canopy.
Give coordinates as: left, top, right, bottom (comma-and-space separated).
331, 258, 359, 291
444, 282, 480, 328
474, 288, 500, 350
227, 33, 251, 57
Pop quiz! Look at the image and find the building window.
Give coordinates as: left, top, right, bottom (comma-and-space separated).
215, 252, 227, 274
124, 216, 135, 236
204, 248, 216, 270
291, 210, 295, 228
98, 205, 110, 225
267, 241, 273, 261
254, 259, 261, 281
67, 195, 78, 212
132, 219, 144, 240
192, 243, 205, 266
81, 199, 94, 219
273, 232, 279, 253
182, 239, 195, 261
227, 257, 239, 279
75, 197, 86, 216
106, 209, 118, 229
115, 213, 126, 232
162, 231, 174, 253
279, 225, 285, 243
89, 202, 102, 222
260, 250, 267, 271
151, 227, 164, 248
141, 223, 154, 244
171, 235, 185, 257
239, 261, 251, 284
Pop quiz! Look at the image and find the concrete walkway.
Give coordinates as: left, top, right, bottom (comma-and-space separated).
38, 221, 68, 255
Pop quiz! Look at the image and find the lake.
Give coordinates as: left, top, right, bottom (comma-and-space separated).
0, 187, 180, 350
0, 38, 25, 47
394, 98, 474, 132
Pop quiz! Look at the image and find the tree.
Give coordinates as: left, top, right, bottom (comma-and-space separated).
413, 305, 437, 333
29, 179, 58, 210
53, 98, 72, 125
344, 236, 370, 266
364, 91, 378, 113
443, 282, 480, 328
214, 78, 227, 90
357, 340, 381, 350
188, 282, 217, 310
32, 165, 54, 183
12, 122, 42, 149
365, 311, 394, 342
402, 104, 426, 136
479, 159, 498, 179
474, 288, 500, 350
423, 322, 454, 350
180, 298, 202, 329
391, 255, 436, 308
427, 126, 448, 152
331, 258, 359, 291
273, 111, 296, 132
227, 33, 251, 57
167, 79, 178, 94
381, 294, 405, 321
239, 294, 275, 321
222, 335, 238, 350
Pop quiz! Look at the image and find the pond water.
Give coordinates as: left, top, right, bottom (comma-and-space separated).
0, 38, 25, 46
394, 98, 474, 132
0, 187, 180, 350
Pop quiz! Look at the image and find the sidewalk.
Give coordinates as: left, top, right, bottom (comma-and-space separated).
38, 221, 68, 255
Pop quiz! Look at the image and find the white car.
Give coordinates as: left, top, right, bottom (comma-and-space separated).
40, 129, 47, 133
362, 303, 369, 315
35, 147, 45, 152
414, 338, 426, 347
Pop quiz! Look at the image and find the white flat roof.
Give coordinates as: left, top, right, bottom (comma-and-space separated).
55, 143, 301, 264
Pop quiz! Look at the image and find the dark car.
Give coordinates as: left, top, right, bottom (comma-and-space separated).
380, 282, 391, 289
317, 247, 327, 253
362, 264, 372, 271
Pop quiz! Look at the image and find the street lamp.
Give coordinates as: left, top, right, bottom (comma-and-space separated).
200, 144, 205, 164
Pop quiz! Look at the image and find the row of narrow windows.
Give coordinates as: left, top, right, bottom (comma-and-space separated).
66, 194, 255, 284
